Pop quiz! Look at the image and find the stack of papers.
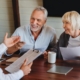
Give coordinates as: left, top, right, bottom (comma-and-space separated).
60, 46, 80, 60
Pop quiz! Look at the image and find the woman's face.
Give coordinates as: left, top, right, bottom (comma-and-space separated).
63, 21, 74, 36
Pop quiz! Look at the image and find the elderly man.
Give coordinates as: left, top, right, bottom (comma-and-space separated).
6, 6, 56, 55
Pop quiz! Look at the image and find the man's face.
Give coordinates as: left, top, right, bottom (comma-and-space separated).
30, 10, 46, 32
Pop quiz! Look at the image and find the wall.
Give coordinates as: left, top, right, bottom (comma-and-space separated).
19, 0, 64, 39
0, 0, 14, 43
0, 0, 64, 43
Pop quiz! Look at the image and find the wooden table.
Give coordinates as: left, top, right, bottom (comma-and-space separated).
1, 55, 80, 80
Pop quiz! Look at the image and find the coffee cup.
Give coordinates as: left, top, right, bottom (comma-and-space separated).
48, 51, 56, 63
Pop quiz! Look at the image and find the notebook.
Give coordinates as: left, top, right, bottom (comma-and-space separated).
5, 49, 42, 73
47, 64, 73, 75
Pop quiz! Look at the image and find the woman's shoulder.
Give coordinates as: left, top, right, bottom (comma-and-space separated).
60, 32, 70, 38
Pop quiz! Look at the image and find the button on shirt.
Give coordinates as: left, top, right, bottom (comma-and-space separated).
12, 24, 56, 54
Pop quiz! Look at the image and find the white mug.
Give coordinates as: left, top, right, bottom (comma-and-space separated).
48, 51, 56, 63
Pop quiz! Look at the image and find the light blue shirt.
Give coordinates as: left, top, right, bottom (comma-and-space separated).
12, 24, 56, 53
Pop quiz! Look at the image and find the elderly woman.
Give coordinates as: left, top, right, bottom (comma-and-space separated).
44, 11, 80, 60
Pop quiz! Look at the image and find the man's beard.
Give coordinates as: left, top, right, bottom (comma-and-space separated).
30, 25, 42, 32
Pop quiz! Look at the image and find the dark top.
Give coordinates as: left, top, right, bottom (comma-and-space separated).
56, 32, 70, 59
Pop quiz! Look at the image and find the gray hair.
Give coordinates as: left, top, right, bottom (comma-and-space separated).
33, 6, 48, 20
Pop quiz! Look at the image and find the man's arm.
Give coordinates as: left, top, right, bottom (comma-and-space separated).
47, 33, 57, 52
0, 33, 20, 56
6, 28, 25, 55
6, 42, 25, 55
43, 32, 57, 59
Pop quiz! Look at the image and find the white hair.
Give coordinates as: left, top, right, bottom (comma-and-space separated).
62, 11, 80, 30
33, 6, 48, 20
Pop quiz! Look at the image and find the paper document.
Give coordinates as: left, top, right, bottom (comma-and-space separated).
5, 49, 42, 73
6, 57, 19, 62
47, 64, 73, 75
60, 46, 80, 60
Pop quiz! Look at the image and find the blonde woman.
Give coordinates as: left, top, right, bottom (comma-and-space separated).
44, 11, 80, 60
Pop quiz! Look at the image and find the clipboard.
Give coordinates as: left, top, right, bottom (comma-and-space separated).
5, 49, 42, 73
